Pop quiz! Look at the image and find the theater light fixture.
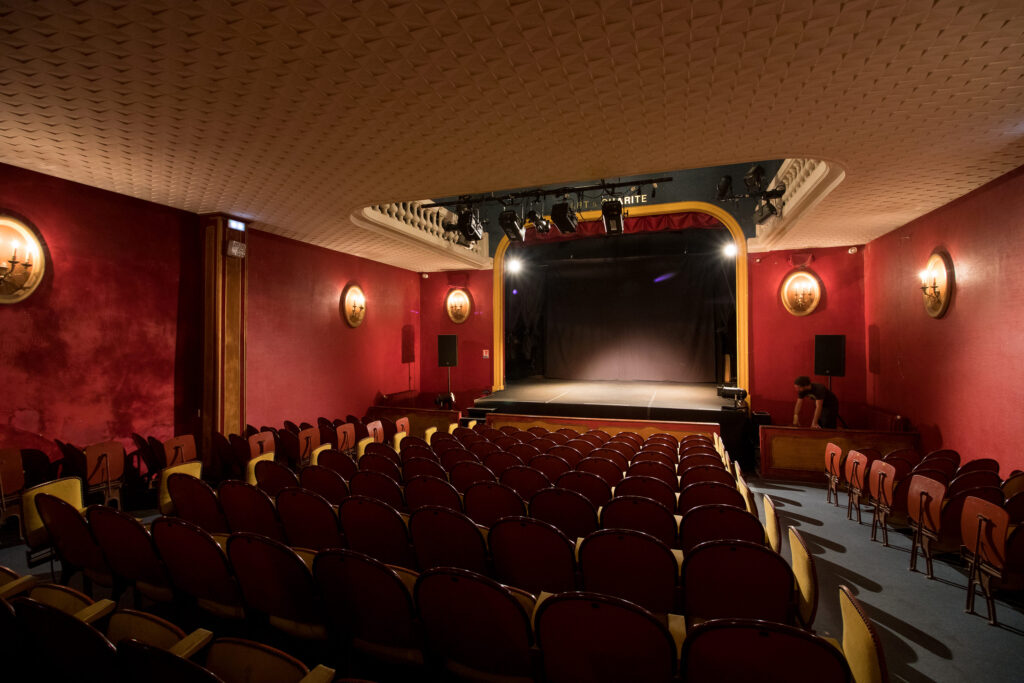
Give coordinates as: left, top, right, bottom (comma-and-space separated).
445, 208, 483, 243
601, 200, 624, 234
0, 213, 45, 304
498, 209, 525, 242
723, 242, 738, 258
506, 258, 523, 274
550, 202, 579, 234
919, 249, 954, 318
526, 210, 551, 234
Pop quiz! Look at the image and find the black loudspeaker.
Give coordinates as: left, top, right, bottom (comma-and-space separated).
814, 335, 846, 377
438, 335, 458, 367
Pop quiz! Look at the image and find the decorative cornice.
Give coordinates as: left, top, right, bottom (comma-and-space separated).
351, 200, 491, 270
747, 159, 847, 253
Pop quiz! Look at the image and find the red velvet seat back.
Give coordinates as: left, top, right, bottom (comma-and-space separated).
358, 452, 403, 483
348, 470, 405, 510
276, 488, 344, 551
403, 457, 447, 482
36, 494, 109, 579
337, 495, 414, 568
626, 460, 676, 490
151, 517, 243, 608
448, 460, 496, 494
556, 470, 612, 508
313, 549, 420, 650
489, 516, 576, 594
530, 487, 599, 540
679, 465, 735, 490
463, 481, 525, 527
682, 540, 794, 624
679, 504, 765, 554
499, 465, 551, 500
218, 481, 285, 542
254, 459, 299, 497
299, 465, 349, 505
410, 506, 489, 574
677, 482, 746, 516
576, 456, 625, 487
614, 475, 676, 511
405, 475, 462, 514
536, 592, 676, 683
579, 529, 678, 614
87, 505, 170, 591
600, 496, 677, 548
227, 533, 323, 626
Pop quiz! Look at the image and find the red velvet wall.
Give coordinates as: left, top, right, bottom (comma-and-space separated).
244, 231, 422, 426
419, 270, 494, 404
748, 245, 867, 426
0, 163, 203, 454
863, 165, 1024, 472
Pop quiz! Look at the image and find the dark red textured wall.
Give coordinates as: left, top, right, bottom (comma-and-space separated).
863, 165, 1024, 473
244, 230, 422, 426
419, 269, 494, 404
0, 163, 203, 455
748, 245, 867, 427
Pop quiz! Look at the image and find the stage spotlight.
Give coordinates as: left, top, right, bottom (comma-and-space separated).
455, 209, 483, 242
506, 258, 522, 274
716, 175, 733, 201
499, 209, 525, 242
526, 210, 551, 234
550, 202, 578, 234
744, 165, 767, 193
601, 200, 624, 234
753, 200, 778, 224
723, 242, 738, 258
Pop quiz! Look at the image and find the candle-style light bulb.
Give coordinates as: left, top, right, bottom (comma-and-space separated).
919, 269, 930, 286
11, 240, 20, 262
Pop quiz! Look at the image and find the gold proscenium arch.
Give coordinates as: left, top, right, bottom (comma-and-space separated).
492, 201, 750, 394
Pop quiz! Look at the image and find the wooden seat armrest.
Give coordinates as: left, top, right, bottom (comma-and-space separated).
668, 613, 686, 659
299, 664, 336, 683
74, 598, 116, 624
169, 628, 215, 658
0, 574, 38, 599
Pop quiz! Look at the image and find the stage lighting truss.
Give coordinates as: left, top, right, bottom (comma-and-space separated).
425, 176, 670, 241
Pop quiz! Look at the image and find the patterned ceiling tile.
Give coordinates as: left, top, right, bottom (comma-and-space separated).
1, 0, 1023, 269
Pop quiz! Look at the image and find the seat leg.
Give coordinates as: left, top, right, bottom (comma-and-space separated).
880, 510, 889, 547
826, 475, 833, 504
853, 492, 863, 524
909, 525, 920, 572
965, 557, 978, 614
870, 504, 880, 541
921, 536, 935, 579
847, 489, 855, 520
979, 573, 998, 626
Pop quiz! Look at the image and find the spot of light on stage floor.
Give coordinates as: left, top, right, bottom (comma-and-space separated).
653, 272, 676, 283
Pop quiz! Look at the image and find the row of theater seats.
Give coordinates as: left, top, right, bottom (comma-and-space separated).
0, 570, 341, 683
5, 505, 885, 683
825, 443, 1024, 626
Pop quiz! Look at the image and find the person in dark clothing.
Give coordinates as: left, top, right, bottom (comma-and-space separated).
793, 375, 839, 429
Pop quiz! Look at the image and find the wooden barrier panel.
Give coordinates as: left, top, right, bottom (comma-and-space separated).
364, 406, 461, 441
759, 426, 919, 482
486, 413, 720, 442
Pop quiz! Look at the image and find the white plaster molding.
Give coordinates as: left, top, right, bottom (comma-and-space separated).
747, 159, 847, 253
351, 201, 492, 270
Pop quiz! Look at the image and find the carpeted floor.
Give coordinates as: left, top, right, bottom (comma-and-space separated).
746, 477, 1024, 683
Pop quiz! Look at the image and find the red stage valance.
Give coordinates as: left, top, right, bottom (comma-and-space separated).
524, 210, 723, 245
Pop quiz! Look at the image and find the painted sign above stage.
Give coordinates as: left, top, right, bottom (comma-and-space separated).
432, 160, 783, 256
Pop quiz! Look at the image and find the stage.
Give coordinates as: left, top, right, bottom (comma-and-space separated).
470, 378, 754, 466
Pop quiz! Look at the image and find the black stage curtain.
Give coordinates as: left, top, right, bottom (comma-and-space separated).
506, 230, 735, 383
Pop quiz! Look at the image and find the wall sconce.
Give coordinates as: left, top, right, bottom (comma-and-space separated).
780, 269, 823, 316
445, 288, 472, 324
919, 249, 954, 318
341, 283, 366, 327
0, 213, 46, 304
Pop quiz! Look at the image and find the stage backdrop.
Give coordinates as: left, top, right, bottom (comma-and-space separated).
507, 229, 735, 383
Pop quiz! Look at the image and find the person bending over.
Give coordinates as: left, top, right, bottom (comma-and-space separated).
793, 376, 839, 429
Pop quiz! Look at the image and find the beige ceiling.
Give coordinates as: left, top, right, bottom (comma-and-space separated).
2, 0, 1023, 271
